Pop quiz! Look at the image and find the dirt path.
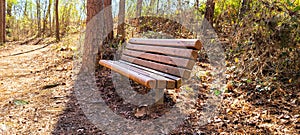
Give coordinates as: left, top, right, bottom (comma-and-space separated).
0, 38, 76, 134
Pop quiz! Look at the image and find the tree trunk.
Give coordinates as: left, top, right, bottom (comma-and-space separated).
149, 0, 155, 14
167, 0, 171, 11
36, 0, 41, 37
6, 0, 12, 16
60, 4, 66, 35
103, 0, 113, 43
204, 0, 215, 26
61, 3, 72, 35
24, 0, 27, 16
0, 0, 5, 44
150, 0, 155, 7
42, 0, 52, 35
136, 0, 143, 18
135, 0, 143, 33
55, 0, 60, 41
157, 0, 160, 14
82, 0, 103, 71
238, 0, 251, 19
178, 0, 182, 12
48, 0, 52, 36
117, 0, 125, 42
86, 0, 102, 23
195, 0, 199, 9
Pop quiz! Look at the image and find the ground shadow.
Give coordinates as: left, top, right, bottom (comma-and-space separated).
51, 88, 103, 134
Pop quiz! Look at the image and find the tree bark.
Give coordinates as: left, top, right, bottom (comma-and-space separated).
136, 0, 143, 18
55, 0, 60, 41
0, 0, 5, 44
48, 0, 52, 36
204, 0, 215, 26
117, 0, 125, 42
103, 0, 113, 42
82, 0, 103, 72
43, 0, 52, 35
37, 0, 41, 37
24, 0, 27, 16
87, 0, 102, 23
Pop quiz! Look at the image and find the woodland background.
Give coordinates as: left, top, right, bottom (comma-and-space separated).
0, 0, 299, 134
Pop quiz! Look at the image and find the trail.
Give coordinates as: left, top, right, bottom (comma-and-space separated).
0, 38, 75, 134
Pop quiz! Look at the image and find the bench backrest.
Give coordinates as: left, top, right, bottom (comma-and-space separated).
120, 38, 202, 79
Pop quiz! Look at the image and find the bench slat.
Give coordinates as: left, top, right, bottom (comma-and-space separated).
99, 38, 201, 89
123, 49, 196, 69
126, 43, 198, 60
120, 60, 182, 88
99, 60, 157, 88
129, 38, 202, 50
121, 55, 191, 79
113, 61, 176, 89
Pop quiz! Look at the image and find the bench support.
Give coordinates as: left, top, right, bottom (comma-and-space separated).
155, 89, 164, 105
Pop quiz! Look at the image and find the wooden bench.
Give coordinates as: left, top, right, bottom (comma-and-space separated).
99, 38, 202, 90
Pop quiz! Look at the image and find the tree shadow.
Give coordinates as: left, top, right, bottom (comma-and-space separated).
51, 68, 177, 134
0, 40, 56, 58
51, 89, 104, 134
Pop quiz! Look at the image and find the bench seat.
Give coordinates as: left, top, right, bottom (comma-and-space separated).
99, 60, 179, 88
99, 38, 202, 89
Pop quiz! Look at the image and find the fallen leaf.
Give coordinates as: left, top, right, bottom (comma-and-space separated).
135, 106, 148, 118
13, 100, 29, 106
235, 58, 239, 63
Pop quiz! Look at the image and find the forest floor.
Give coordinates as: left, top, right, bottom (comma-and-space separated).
0, 33, 299, 134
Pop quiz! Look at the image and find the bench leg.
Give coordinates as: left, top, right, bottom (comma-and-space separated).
155, 89, 164, 105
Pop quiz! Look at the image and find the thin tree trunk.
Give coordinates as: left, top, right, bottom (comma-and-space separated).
55, 0, 60, 41
42, 0, 49, 34
60, 4, 66, 35
195, 0, 199, 9
48, 0, 52, 36
104, 0, 113, 42
178, 0, 182, 12
157, 0, 159, 14
204, 0, 215, 26
136, 0, 143, 33
52, 13, 55, 35
136, 0, 143, 18
150, 0, 155, 7
6, 1, 12, 16
61, 3, 72, 35
167, 0, 171, 11
149, 0, 155, 14
24, 0, 27, 17
117, 0, 125, 42
36, 0, 41, 37
0, 0, 5, 44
